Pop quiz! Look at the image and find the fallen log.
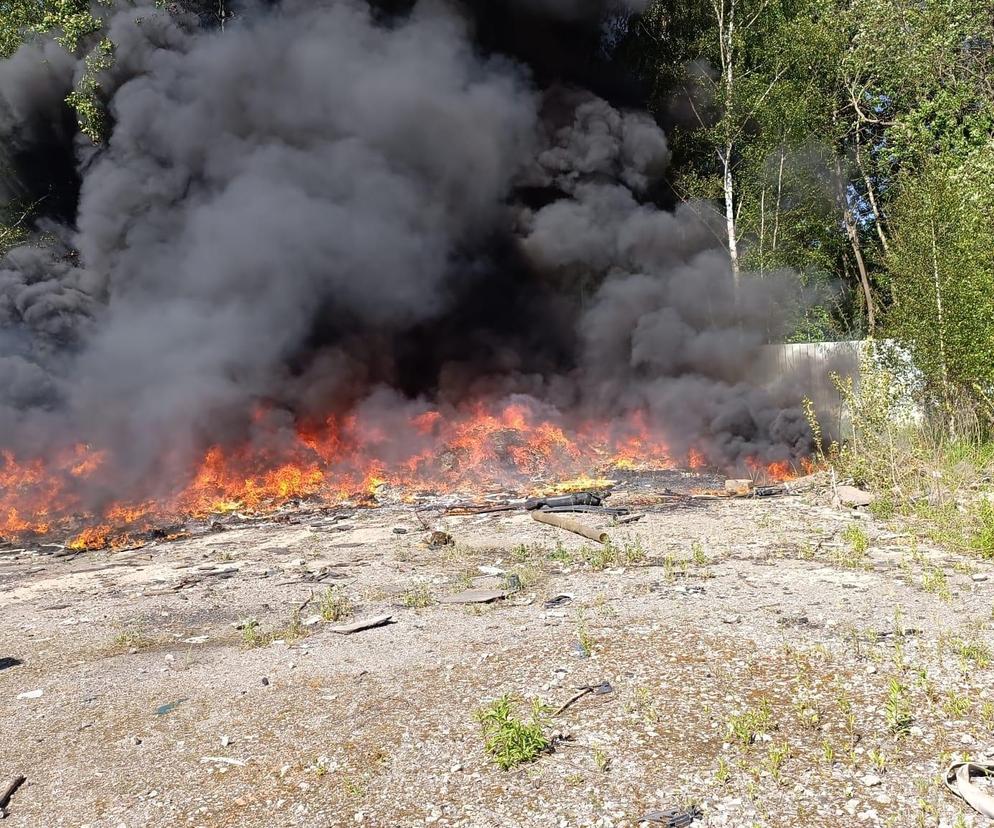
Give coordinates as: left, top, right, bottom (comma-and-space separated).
531, 510, 608, 543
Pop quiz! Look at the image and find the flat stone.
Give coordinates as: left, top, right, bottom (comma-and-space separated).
861, 774, 881, 787
328, 614, 393, 634
437, 590, 506, 604
837, 486, 875, 507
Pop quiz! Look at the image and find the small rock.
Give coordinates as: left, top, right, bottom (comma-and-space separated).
17, 688, 43, 699
261, 677, 270, 686
866, 664, 877, 674
221, 735, 230, 747
909, 725, 923, 738
721, 614, 741, 624
392, 527, 408, 535
861, 774, 881, 787
836, 486, 875, 507
302, 614, 322, 627
973, 574, 988, 582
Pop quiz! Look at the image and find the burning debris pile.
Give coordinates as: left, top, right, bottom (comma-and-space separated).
0, 0, 814, 549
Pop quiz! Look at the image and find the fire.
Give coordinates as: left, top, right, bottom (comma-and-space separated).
0, 400, 804, 550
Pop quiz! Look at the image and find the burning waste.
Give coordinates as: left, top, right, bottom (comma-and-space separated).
0, 0, 814, 549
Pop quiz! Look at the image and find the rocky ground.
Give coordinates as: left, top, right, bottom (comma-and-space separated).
2, 473, 994, 828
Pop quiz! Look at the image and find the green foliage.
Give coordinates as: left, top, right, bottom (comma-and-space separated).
476, 694, 550, 770
0, 0, 105, 57
726, 698, 774, 745
401, 582, 433, 609
837, 524, 870, 568
971, 501, 994, 559
319, 586, 353, 622
886, 150, 994, 415
66, 37, 114, 143
884, 678, 913, 734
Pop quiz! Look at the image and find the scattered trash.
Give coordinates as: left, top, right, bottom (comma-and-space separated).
328, 614, 393, 634
673, 585, 705, 595
478, 565, 505, 576
200, 756, 246, 767
16, 689, 42, 700
614, 513, 645, 525
302, 614, 322, 627
944, 760, 994, 817
552, 681, 614, 717
835, 485, 875, 508
543, 593, 574, 609
0, 657, 22, 671
438, 590, 506, 605
724, 479, 753, 496
972, 574, 988, 582
392, 527, 408, 534
426, 531, 453, 548
261, 677, 270, 686
155, 698, 187, 716
542, 504, 629, 516
753, 485, 786, 497
531, 510, 608, 543
0, 775, 26, 819
640, 804, 703, 826
182, 635, 209, 644
220, 735, 231, 747
521, 492, 603, 510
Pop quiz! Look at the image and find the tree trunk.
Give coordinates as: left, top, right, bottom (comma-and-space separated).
855, 136, 890, 256
723, 144, 740, 287
832, 146, 874, 335
771, 145, 785, 255
930, 221, 954, 434
844, 211, 875, 335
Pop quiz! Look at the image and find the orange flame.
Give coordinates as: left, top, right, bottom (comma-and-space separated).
0, 401, 804, 550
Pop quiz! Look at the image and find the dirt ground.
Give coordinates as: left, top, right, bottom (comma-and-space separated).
2, 475, 994, 828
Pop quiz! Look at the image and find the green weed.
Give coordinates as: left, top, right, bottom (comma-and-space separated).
402, 582, 434, 608
319, 586, 354, 622
727, 698, 773, 746
476, 694, 550, 770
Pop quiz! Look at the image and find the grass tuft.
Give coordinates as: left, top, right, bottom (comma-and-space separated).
319, 586, 354, 622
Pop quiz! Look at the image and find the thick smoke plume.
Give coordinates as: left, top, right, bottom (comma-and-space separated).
0, 0, 812, 507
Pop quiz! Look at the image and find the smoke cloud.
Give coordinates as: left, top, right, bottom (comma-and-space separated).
0, 0, 812, 504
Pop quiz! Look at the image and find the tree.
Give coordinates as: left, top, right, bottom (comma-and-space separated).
885, 146, 994, 421
0, 0, 102, 58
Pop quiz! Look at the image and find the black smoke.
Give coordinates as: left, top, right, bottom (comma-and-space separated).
0, 0, 812, 503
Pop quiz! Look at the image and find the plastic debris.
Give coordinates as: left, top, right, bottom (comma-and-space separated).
16, 689, 42, 700
640, 804, 703, 826
155, 698, 188, 716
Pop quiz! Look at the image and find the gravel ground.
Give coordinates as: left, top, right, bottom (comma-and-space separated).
2, 478, 994, 827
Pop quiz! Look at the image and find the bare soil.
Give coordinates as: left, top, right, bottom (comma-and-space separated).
2, 476, 993, 827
